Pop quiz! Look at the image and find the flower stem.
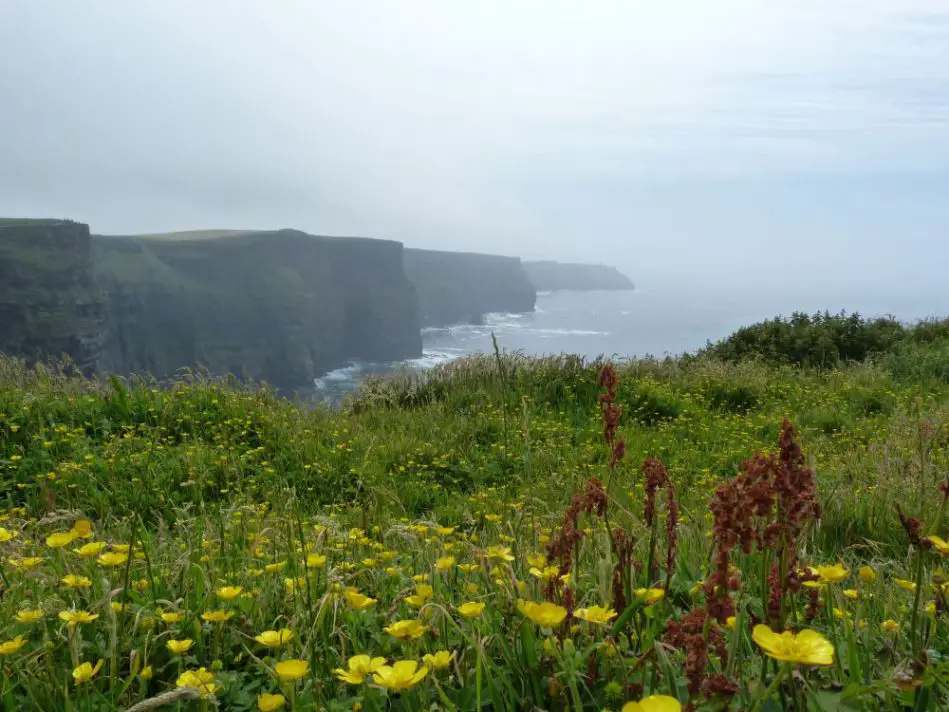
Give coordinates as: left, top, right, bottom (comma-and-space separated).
751, 663, 789, 712
909, 548, 926, 653
823, 585, 844, 680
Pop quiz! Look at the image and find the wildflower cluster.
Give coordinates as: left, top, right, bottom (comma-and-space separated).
0, 351, 947, 709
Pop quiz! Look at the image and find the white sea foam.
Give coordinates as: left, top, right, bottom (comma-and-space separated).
529, 328, 608, 337
404, 348, 465, 369
313, 362, 364, 390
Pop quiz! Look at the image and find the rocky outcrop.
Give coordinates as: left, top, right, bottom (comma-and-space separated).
92, 230, 422, 389
0, 219, 106, 372
404, 249, 536, 326
523, 261, 634, 292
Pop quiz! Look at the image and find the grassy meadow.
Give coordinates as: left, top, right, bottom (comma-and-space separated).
0, 314, 948, 711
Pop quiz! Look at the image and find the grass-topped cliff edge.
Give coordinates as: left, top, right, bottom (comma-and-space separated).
0, 312, 947, 710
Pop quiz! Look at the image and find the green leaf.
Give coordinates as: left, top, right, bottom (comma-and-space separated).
808, 689, 863, 711
610, 599, 645, 637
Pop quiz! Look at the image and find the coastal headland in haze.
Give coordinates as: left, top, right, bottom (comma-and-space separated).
0, 218, 634, 388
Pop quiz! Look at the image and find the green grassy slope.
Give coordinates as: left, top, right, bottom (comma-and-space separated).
0, 315, 948, 709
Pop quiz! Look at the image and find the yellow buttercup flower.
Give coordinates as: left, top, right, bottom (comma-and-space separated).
0, 528, 19, 543
176, 668, 218, 697
216, 585, 244, 600
458, 563, 479, 573
201, 610, 234, 624
372, 660, 429, 691
804, 564, 849, 587
894, 578, 917, 592
9, 556, 43, 570
435, 556, 456, 572
926, 536, 949, 556
343, 590, 377, 611
75, 542, 107, 558
724, 616, 736, 630
72, 659, 104, 684
633, 588, 666, 605
71, 520, 94, 539
517, 599, 568, 628
59, 610, 98, 626
457, 601, 485, 618
97, 551, 128, 567
384, 619, 427, 640
258, 693, 287, 711
485, 545, 514, 562
264, 561, 288, 573
46, 531, 78, 548
752, 625, 834, 666
334, 654, 387, 685
305, 553, 327, 568
72, 519, 93, 539
274, 659, 309, 682
423, 650, 454, 671
15, 609, 44, 624
284, 576, 306, 593
858, 566, 877, 583
843, 589, 859, 600
882, 619, 900, 633
139, 666, 153, 680
406, 584, 434, 608
167, 639, 194, 654
254, 629, 294, 648
160, 611, 185, 624
0, 636, 28, 655
62, 574, 92, 589
526, 553, 547, 568
621, 695, 682, 712
529, 565, 560, 581
574, 604, 618, 625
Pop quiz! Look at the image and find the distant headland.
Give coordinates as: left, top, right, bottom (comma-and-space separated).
523, 260, 635, 292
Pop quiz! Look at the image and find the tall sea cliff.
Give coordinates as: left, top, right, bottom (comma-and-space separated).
0, 219, 632, 387
92, 230, 423, 389
0, 220, 106, 373
404, 248, 536, 326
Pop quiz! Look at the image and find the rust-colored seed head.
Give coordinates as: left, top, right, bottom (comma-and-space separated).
897, 506, 923, 546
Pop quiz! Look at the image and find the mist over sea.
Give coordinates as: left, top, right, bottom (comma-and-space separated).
313, 285, 949, 399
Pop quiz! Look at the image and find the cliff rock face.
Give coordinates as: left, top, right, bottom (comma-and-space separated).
404, 248, 536, 326
92, 230, 422, 389
523, 261, 634, 292
0, 219, 106, 372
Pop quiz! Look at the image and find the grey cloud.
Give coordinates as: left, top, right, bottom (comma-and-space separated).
1, 0, 948, 291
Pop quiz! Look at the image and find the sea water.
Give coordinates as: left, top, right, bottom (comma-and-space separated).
312, 285, 949, 400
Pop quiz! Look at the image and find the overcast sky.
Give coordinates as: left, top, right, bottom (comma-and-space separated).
1, 1, 947, 296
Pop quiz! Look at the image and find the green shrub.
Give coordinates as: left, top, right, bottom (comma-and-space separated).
701, 311, 949, 369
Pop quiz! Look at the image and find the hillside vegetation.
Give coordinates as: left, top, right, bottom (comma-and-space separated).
0, 314, 947, 710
